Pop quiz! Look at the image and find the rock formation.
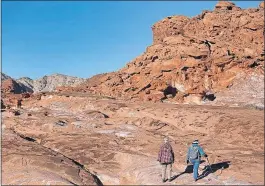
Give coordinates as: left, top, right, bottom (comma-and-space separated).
2, 129, 100, 185
2, 2, 264, 185
1, 73, 86, 110
61, 1, 264, 107
1, 73, 85, 93
17, 73, 86, 92
16, 77, 34, 91
2, 91, 264, 185
2, 78, 33, 94
1, 72, 12, 80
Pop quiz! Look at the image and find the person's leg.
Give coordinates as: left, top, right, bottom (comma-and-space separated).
167, 163, 173, 181
193, 160, 199, 181
162, 164, 166, 181
168, 163, 172, 180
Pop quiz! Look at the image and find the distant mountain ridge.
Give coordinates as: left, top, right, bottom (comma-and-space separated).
1, 73, 12, 81
1, 72, 85, 93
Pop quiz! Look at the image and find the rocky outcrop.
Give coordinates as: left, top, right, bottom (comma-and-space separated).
1, 72, 12, 80
214, 1, 241, 11
213, 72, 265, 109
31, 73, 85, 92
2, 73, 85, 94
1, 73, 85, 109
16, 77, 34, 90
2, 129, 100, 185
2, 78, 33, 94
63, 1, 263, 107
1, 73, 33, 94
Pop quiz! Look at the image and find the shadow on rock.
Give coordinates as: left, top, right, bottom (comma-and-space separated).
170, 160, 230, 181
198, 161, 231, 180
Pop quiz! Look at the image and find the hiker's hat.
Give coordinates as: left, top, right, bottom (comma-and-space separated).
192, 140, 199, 144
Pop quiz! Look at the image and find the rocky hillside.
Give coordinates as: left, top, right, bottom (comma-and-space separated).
17, 73, 85, 92
1, 73, 12, 80
59, 1, 264, 107
1, 73, 33, 94
1, 73, 85, 93
16, 77, 34, 91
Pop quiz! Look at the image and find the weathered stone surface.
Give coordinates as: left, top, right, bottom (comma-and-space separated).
59, 2, 263, 107
2, 92, 264, 185
17, 73, 86, 92
2, 129, 99, 185
214, 1, 241, 11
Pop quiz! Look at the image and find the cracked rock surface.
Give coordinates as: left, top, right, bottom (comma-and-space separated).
2, 92, 264, 185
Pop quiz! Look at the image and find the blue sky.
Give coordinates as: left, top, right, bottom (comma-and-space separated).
2, 1, 261, 79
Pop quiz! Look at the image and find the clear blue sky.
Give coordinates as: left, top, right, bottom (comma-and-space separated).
2, 1, 261, 79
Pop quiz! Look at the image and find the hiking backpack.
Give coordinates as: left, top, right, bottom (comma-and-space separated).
189, 146, 199, 160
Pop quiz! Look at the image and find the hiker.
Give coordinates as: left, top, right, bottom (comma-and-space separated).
157, 137, 175, 183
17, 99, 22, 109
186, 140, 208, 181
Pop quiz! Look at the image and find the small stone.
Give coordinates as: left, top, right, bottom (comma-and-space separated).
55, 120, 68, 127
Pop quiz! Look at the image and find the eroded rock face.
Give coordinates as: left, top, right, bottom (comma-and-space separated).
17, 73, 86, 92
214, 1, 241, 11
2, 129, 100, 185
32, 74, 86, 92
61, 1, 264, 107
1, 73, 86, 97
2, 78, 33, 94
1, 72, 12, 80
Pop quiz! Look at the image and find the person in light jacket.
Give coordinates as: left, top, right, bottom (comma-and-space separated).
186, 140, 208, 181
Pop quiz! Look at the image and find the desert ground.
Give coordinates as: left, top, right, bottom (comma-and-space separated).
2, 92, 264, 185
2, 1, 264, 185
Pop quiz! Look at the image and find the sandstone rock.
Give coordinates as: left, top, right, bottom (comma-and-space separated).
51, 2, 264, 107
184, 94, 203, 104
152, 15, 190, 44
2, 78, 33, 94
146, 92, 165, 102
214, 1, 241, 11
85, 110, 109, 119
55, 120, 68, 127
2, 92, 264, 185
2, 129, 99, 185
22, 92, 31, 98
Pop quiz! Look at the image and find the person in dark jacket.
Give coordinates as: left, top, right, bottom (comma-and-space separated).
157, 137, 175, 182
17, 99, 22, 109
186, 140, 207, 181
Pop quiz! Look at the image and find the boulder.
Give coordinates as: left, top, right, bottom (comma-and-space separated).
214, 1, 241, 11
